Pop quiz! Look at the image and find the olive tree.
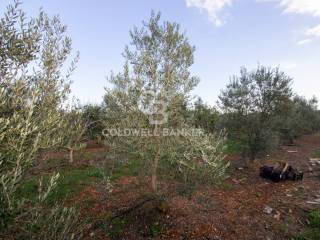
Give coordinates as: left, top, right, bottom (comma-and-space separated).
218, 66, 293, 161
82, 104, 105, 140
277, 95, 320, 141
291, 96, 320, 135
104, 12, 229, 194
192, 97, 219, 133
59, 106, 87, 163
0, 1, 80, 237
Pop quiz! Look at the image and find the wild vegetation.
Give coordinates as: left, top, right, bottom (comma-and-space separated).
1, 1, 319, 239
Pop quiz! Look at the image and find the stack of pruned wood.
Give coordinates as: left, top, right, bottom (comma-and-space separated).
260, 162, 303, 182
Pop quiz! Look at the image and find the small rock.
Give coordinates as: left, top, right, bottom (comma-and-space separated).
264, 206, 273, 214
306, 199, 320, 205
232, 178, 240, 184
273, 211, 281, 220
287, 150, 298, 153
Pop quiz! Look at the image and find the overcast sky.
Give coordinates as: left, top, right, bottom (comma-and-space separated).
1, 0, 320, 105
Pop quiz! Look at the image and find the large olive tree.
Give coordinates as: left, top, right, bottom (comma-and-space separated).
104, 12, 229, 194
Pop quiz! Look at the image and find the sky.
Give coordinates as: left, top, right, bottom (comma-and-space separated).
1, 0, 320, 105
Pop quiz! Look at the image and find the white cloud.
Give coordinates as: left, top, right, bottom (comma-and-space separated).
258, 0, 320, 17
260, 1, 320, 45
186, 0, 233, 26
185, 0, 320, 36
296, 24, 320, 45
278, 0, 320, 17
297, 38, 312, 45
306, 24, 320, 37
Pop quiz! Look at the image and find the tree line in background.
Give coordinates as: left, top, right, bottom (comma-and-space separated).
83, 65, 320, 162
1, 1, 319, 239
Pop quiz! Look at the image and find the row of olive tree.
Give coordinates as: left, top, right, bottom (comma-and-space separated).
217, 66, 320, 161
3, 5, 313, 237
1, 2, 230, 238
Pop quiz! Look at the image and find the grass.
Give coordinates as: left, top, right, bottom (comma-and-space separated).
111, 158, 141, 180
107, 218, 128, 239
18, 149, 142, 206
296, 210, 320, 240
308, 210, 320, 228
17, 166, 105, 205
77, 150, 107, 161
150, 221, 164, 237
176, 184, 196, 199
18, 145, 144, 206
311, 149, 320, 158
225, 139, 245, 155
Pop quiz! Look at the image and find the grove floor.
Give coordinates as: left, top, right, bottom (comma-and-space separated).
29, 135, 320, 239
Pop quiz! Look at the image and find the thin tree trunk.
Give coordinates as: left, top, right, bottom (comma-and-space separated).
69, 148, 74, 163
151, 148, 160, 193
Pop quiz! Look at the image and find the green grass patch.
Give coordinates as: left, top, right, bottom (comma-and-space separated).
311, 149, 320, 158
150, 221, 164, 237
111, 159, 141, 180
296, 229, 320, 240
309, 210, 320, 228
17, 166, 105, 205
225, 139, 245, 155
296, 210, 320, 240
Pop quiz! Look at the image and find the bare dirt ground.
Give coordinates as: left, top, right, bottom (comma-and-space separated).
43, 135, 320, 239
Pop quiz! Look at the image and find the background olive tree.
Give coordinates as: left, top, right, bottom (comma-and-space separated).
285, 95, 320, 138
218, 66, 293, 161
191, 97, 219, 133
62, 107, 87, 163
81, 103, 105, 141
